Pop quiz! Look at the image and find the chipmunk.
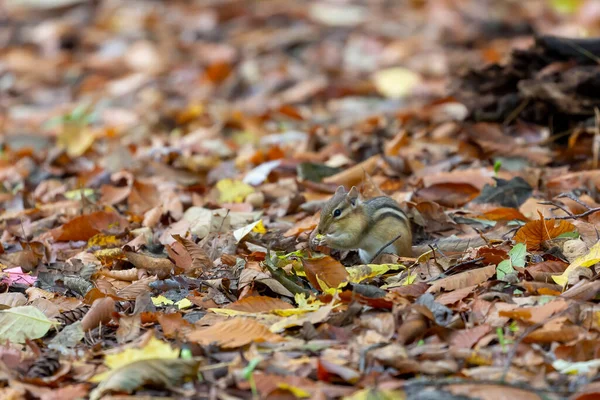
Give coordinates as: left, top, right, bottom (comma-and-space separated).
313, 186, 412, 263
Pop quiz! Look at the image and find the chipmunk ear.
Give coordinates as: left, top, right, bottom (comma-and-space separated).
335, 185, 346, 195
347, 186, 360, 206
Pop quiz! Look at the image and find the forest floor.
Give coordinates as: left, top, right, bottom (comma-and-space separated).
1, 1, 600, 399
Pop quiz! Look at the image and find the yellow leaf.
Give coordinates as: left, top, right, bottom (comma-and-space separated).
277, 383, 310, 398
209, 308, 252, 317
152, 295, 174, 306
552, 241, 600, 286
252, 219, 267, 234
346, 264, 404, 283
372, 67, 421, 99
90, 335, 179, 382
87, 233, 121, 248
233, 220, 263, 242
271, 294, 323, 316
402, 272, 417, 286
64, 188, 95, 200
58, 123, 96, 158
176, 298, 192, 310
216, 179, 254, 203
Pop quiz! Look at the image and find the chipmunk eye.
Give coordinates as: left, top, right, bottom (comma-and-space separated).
333, 209, 341, 217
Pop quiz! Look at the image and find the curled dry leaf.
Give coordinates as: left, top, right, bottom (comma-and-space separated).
98, 268, 139, 281
427, 265, 496, 293
172, 234, 213, 275
116, 276, 157, 300
187, 317, 284, 348
124, 250, 176, 279
81, 297, 115, 332
322, 155, 380, 188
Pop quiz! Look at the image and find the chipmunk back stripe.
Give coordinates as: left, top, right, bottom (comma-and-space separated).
371, 207, 409, 224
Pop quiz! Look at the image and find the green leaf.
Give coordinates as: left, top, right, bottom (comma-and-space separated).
0, 306, 58, 343
508, 243, 527, 267
496, 259, 515, 281
493, 160, 502, 175
550, 0, 583, 14
556, 231, 579, 239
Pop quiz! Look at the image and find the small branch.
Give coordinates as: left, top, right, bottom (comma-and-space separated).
557, 192, 592, 210
501, 306, 574, 382
370, 232, 403, 263
545, 207, 600, 220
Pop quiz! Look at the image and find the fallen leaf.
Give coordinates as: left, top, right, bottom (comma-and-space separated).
187, 318, 284, 348
373, 67, 422, 99
0, 306, 58, 343
514, 212, 576, 251
428, 265, 496, 293
51, 211, 128, 242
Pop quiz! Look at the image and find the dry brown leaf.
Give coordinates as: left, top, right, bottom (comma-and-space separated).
124, 251, 176, 279
523, 317, 582, 343
225, 295, 294, 313
116, 276, 157, 300
449, 324, 492, 349
302, 256, 349, 291
187, 317, 284, 348
483, 207, 528, 222
99, 185, 130, 206
81, 297, 115, 331
128, 180, 160, 215
499, 298, 569, 325
29, 298, 60, 319
427, 265, 496, 293
283, 213, 320, 237
322, 155, 380, 187
447, 384, 541, 400
172, 234, 213, 275
51, 211, 128, 242
99, 268, 139, 281
435, 285, 477, 305
116, 314, 141, 343
514, 212, 576, 251
157, 312, 193, 339
0, 293, 27, 308
415, 182, 479, 207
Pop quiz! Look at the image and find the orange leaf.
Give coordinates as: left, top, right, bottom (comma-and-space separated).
225, 296, 294, 313
157, 312, 192, 339
187, 318, 284, 348
415, 183, 480, 207
514, 211, 576, 250
483, 207, 528, 222
51, 211, 128, 241
302, 256, 349, 291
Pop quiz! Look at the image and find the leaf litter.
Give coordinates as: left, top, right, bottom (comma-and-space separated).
1, 1, 600, 399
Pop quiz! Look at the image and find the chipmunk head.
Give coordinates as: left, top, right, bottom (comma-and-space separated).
315, 186, 365, 247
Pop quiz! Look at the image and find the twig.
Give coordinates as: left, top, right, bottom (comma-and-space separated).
544, 207, 600, 220
404, 377, 573, 398
556, 192, 592, 209
370, 232, 403, 263
500, 306, 574, 382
